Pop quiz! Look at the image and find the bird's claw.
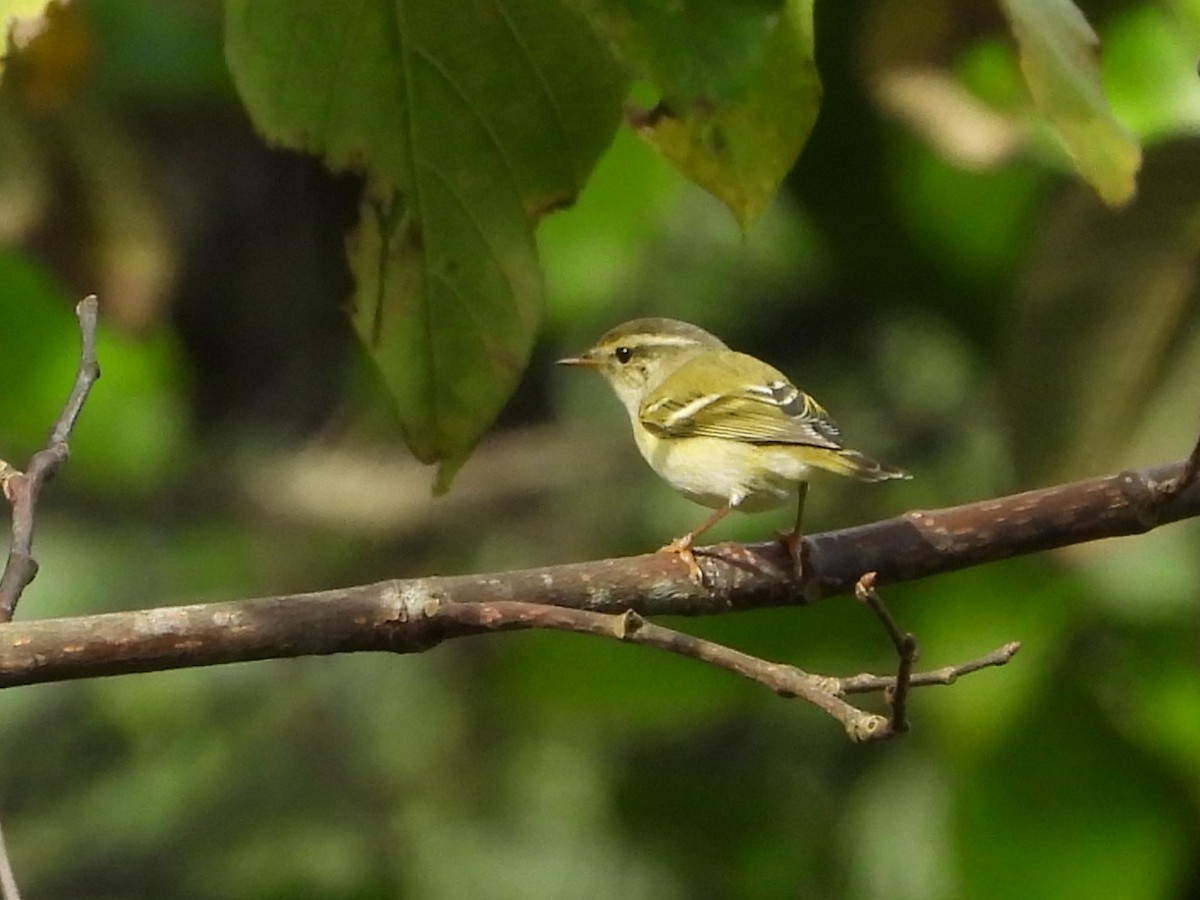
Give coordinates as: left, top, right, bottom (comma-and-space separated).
776, 529, 806, 580
658, 536, 705, 584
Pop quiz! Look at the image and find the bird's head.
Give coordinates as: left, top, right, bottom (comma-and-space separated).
558, 318, 726, 414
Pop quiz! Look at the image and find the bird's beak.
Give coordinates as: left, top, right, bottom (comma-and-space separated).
556, 351, 599, 367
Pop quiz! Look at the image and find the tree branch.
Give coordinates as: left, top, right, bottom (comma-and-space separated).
0, 450, 1194, 691
0, 300, 1196, 737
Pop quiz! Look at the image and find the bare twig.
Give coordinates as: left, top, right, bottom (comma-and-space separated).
838, 642, 1022, 695
439, 600, 882, 739
0, 296, 100, 622
855, 572, 919, 736
855, 572, 908, 653
437, 599, 1011, 742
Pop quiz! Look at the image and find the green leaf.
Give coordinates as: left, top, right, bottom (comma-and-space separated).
628, 0, 820, 229
998, 0, 1141, 206
225, 0, 628, 485
570, 0, 785, 107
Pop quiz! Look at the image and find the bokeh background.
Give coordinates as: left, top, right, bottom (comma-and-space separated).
1, 0, 1199, 897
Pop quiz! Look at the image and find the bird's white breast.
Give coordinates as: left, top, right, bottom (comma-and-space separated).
632, 425, 808, 512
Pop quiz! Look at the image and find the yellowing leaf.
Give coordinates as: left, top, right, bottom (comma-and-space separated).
1, 0, 58, 53
1, 0, 88, 101
999, 0, 1141, 206
630, 0, 819, 229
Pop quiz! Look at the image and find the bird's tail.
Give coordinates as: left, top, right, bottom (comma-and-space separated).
816, 448, 910, 482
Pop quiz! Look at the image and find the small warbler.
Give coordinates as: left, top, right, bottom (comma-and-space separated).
558, 317, 908, 578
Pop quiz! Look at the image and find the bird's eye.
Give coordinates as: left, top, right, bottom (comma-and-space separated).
614, 346, 633, 364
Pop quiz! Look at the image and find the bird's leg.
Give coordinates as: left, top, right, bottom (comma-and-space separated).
660, 504, 733, 582
778, 481, 809, 578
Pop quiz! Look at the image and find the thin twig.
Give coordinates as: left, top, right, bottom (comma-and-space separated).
855, 572, 918, 735
625, 615, 887, 741
855, 572, 907, 653
436, 599, 1015, 742
47, 298, 100, 447
889, 635, 917, 734
0, 296, 100, 622
438, 600, 888, 741
838, 642, 1022, 695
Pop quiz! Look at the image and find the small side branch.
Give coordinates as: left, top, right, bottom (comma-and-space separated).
437, 599, 1017, 743
838, 642, 1021, 695
855, 572, 918, 736
0, 296, 101, 622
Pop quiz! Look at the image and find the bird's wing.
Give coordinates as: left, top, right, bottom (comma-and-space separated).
639, 351, 845, 449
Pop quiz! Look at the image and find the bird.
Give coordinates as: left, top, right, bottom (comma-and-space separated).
558, 317, 908, 580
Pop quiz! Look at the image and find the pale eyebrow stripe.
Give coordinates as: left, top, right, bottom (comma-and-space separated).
630, 336, 703, 349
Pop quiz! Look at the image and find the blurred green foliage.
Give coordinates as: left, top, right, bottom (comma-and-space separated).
0, 1, 1197, 898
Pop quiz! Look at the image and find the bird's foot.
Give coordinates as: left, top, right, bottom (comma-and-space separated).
658, 535, 705, 584
776, 528, 807, 580
661, 538, 784, 584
